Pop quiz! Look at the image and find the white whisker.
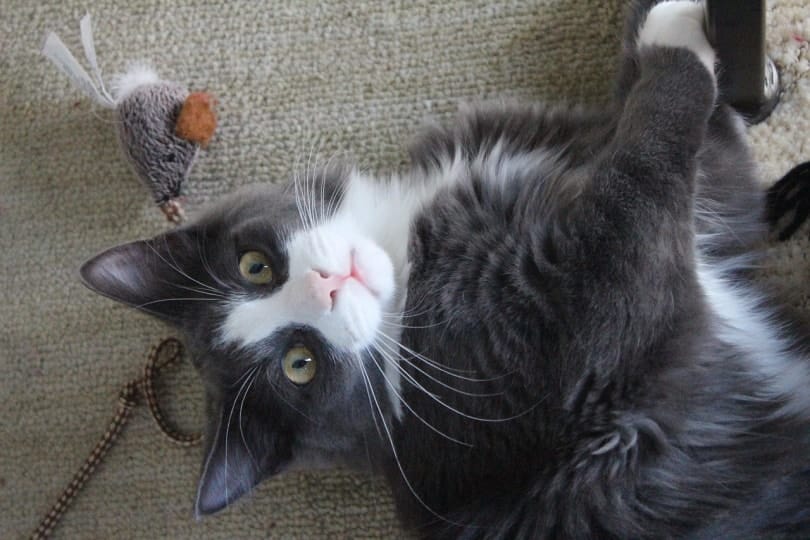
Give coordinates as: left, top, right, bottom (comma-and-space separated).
375, 330, 509, 383
373, 332, 542, 423
144, 240, 220, 295
223, 364, 259, 506
369, 344, 473, 446
374, 336, 503, 397
196, 229, 232, 292
357, 360, 465, 528
239, 367, 261, 471
135, 297, 219, 309
264, 370, 314, 421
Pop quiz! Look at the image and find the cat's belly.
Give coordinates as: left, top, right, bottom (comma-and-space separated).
696, 258, 810, 415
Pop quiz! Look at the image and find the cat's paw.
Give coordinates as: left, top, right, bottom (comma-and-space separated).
638, 1, 716, 76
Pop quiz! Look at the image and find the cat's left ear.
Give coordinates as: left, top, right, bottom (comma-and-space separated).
79, 227, 204, 322
195, 392, 293, 516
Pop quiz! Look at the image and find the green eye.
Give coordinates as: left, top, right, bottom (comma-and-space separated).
239, 251, 273, 284
283, 346, 317, 385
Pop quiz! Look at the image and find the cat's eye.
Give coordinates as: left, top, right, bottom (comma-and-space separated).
238, 251, 274, 284
283, 346, 317, 385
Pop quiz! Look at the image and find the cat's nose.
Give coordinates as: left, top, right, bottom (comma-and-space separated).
304, 270, 343, 310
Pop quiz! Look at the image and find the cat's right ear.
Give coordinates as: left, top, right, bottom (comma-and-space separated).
80, 227, 204, 322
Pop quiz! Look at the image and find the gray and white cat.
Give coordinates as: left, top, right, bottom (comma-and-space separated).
81, 1, 810, 537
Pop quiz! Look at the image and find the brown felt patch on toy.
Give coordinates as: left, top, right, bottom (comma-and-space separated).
175, 92, 217, 146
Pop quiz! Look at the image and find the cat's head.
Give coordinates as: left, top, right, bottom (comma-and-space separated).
81, 169, 404, 515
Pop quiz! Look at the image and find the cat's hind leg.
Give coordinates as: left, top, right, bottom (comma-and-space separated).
615, 1, 716, 100
630, 2, 766, 259
637, 1, 715, 73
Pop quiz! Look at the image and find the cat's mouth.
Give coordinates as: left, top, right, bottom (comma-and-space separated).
329, 249, 382, 305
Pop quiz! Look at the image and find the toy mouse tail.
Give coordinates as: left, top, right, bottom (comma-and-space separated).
41, 13, 115, 108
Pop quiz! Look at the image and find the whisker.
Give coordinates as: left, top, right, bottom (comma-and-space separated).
223, 364, 259, 506
144, 241, 220, 295
135, 297, 219, 309
196, 229, 232, 292
293, 151, 308, 230
375, 331, 508, 383
165, 278, 227, 299
239, 367, 261, 471
357, 361, 465, 528
325, 157, 348, 219
265, 370, 314, 421
368, 344, 473, 446
319, 157, 328, 225
373, 333, 541, 423
359, 347, 385, 441
229, 364, 261, 389
380, 315, 449, 331
319, 149, 346, 222
161, 235, 221, 294
304, 137, 320, 230
374, 337, 503, 397
151, 278, 225, 299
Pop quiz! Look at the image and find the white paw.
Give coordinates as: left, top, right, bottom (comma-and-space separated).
638, 1, 716, 75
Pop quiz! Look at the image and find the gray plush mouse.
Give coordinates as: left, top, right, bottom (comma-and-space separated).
41, 14, 216, 223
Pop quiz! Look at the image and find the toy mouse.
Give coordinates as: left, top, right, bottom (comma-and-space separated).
41, 14, 216, 223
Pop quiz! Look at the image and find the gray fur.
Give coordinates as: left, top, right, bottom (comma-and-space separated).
116, 81, 198, 204
81, 1, 810, 538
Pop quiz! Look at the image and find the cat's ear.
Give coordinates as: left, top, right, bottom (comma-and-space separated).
79, 227, 204, 321
195, 393, 292, 516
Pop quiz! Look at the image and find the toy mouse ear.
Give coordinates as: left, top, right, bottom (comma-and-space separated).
175, 92, 217, 146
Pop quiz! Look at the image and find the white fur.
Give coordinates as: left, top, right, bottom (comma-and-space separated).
638, 1, 716, 76
222, 222, 394, 350
697, 259, 810, 416
110, 63, 160, 103
220, 172, 454, 418
221, 140, 557, 418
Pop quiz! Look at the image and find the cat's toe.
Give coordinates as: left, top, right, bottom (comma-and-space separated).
637, 1, 716, 76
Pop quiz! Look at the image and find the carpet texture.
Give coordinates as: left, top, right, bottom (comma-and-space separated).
1, 0, 808, 538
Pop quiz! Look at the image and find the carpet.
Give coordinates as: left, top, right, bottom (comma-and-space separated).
1, 0, 808, 538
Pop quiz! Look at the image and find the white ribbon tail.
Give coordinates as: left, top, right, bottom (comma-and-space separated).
79, 14, 114, 104
41, 30, 114, 108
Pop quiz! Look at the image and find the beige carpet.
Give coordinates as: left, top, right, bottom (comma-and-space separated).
1, 0, 808, 538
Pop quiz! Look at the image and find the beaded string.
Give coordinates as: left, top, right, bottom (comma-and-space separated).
31, 337, 202, 540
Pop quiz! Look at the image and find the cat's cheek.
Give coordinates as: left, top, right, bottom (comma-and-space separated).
352, 237, 395, 304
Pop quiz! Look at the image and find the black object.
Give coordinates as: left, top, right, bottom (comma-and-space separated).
766, 162, 810, 240
705, 0, 781, 124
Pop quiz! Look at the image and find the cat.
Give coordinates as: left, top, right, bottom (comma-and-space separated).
80, 1, 810, 538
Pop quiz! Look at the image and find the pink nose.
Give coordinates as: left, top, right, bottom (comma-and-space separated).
305, 270, 345, 310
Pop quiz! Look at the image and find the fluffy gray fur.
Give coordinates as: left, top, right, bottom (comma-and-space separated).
116, 81, 198, 204
80, 1, 810, 538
